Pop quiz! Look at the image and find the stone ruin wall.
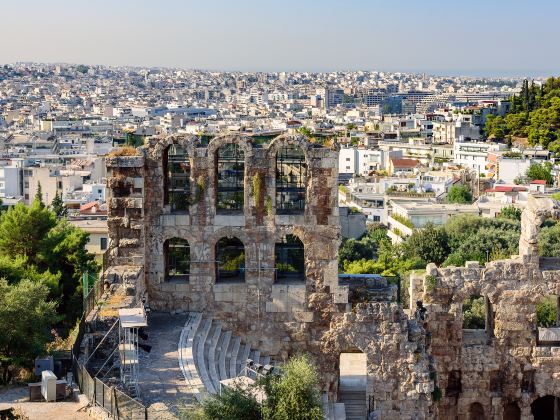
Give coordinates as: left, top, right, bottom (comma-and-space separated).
102, 134, 436, 418
410, 196, 560, 419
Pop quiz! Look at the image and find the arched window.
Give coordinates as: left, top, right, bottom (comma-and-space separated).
164, 238, 190, 282
165, 144, 190, 212
216, 236, 245, 283
216, 144, 244, 213
275, 234, 304, 283
276, 145, 306, 214
503, 402, 520, 420
468, 402, 485, 420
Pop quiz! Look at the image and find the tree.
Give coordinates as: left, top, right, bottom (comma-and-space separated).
498, 205, 522, 221
51, 191, 68, 219
536, 296, 558, 328
403, 223, 450, 265
462, 296, 485, 329
35, 181, 45, 208
447, 185, 472, 204
525, 163, 553, 185
0, 279, 59, 384
188, 385, 262, 420
262, 354, 323, 420
0, 201, 56, 261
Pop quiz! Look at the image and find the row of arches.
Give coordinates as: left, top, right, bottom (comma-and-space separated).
466, 396, 558, 419
164, 234, 305, 283
164, 143, 307, 214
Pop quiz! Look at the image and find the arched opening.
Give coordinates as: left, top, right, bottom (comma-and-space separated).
338, 352, 367, 419
274, 234, 304, 283
503, 402, 521, 420
164, 144, 190, 212
275, 145, 306, 214
531, 395, 560, 420
216, 236, 245, 283
216, 143, 244, 213
164, 238, 190, 282
468, 402, 485, 420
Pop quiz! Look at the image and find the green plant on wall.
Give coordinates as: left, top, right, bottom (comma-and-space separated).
425, 275, 437, 293
252, 172, 264, 205
265, 196, 273, 216
190, 175, 206, 205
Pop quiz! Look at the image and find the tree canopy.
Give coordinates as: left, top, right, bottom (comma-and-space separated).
0, 279, 59, 384
485, 77, 560, 150
447, 185, 472, 204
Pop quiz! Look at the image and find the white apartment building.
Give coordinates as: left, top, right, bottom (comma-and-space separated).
0, 161, 23, 198
387, 199, 479, 243
453, 142, 506, 175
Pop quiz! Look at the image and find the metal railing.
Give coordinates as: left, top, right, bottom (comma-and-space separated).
72, 356, 148, 419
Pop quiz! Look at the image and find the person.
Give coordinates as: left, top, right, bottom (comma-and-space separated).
415, 300, 427, 321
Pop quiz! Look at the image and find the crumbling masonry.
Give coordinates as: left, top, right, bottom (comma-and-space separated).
101, 133, 560, 419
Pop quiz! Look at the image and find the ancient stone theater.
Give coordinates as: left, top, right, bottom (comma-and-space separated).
80, 133, 560, 419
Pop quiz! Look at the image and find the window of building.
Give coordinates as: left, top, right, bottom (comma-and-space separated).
164, 144, 190, 212
164, 238, 190, 282
275, 234, 304, 283
216, 236, 245, 283
276, 145, 306, 214
372, 215, 380, 222
100, 237, 107, 250
216, 144, 244, 213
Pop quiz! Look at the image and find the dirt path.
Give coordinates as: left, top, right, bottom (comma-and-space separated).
0, 385, 92, 420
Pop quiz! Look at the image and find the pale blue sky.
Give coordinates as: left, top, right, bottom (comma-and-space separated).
1, 0, 559, 76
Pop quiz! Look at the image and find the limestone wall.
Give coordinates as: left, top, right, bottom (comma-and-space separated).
411, 198, 560, 419
103, 134, 434, 416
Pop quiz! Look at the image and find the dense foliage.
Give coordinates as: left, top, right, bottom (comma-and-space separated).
524, 162, 553, 184
340, 215, 521, 278
485, 77, 560, 150
0, 198, 97, 382
447, 185, 472, 204
0, 279, 59, 384
462, 296, 486, 329
185, 354, 323, 420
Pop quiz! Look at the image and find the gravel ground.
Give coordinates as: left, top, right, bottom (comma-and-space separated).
0, 385, 92, 420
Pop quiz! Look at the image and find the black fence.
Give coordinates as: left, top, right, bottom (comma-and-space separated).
72, 356, 148, 419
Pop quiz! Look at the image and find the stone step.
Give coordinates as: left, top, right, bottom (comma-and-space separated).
207, 322, 222, 394
178, 312, 205, 401
237, 343, 251, 376
261, 355, 270, 367
195, 318, 213, 395
218, 330, 231, 381
228, 337, 240, 378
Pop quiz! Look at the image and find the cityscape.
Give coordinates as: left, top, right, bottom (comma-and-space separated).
2, 1, 560, 420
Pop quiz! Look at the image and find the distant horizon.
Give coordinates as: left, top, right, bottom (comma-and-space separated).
2, 0, 559, 77
4, 61, 556, 80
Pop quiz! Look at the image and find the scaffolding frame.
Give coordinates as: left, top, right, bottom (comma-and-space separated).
118, 307, 147, 397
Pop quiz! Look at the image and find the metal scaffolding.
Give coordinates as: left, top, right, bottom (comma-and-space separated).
118, 307, 147, 397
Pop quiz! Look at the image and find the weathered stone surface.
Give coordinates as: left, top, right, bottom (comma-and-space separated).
97, 134, 464, 417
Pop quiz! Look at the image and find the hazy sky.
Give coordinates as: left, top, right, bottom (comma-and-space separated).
2, 0, 559, 76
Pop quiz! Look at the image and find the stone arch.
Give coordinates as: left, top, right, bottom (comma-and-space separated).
163, 143, 191, 211
209, 136, 251, 214
215, 236, 246, 283
265, 134, 312, 163
274, 233, 305, 283
503, 401, 521, 420
163, 237, 190, 282
519, 197, 560, 263
468, 402, 485, 420
530, 395, 559, 420
149, 134, 198, 162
